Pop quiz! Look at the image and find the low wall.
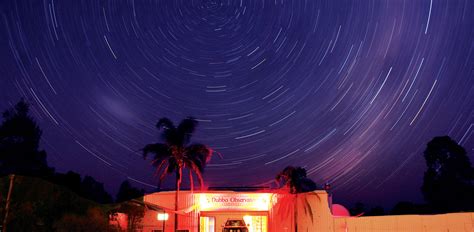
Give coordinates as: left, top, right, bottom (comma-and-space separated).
293, 191, 474, 232
333, 212, 474, 232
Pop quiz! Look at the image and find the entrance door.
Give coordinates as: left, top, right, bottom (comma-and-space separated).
243, 215, 267, 232
200, 213, 267, 232
200, 216, 216, 232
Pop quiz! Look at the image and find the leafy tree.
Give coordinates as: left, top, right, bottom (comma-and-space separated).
142, 117, 214, 231
52, 171, 82, 194
0, 175, 111, 231
48, 171, 113, 204
0, 101, 113, 204
3, 201, 38, 231
421, 136, 474, 213
0, 99, 52, 176
390, 201, 432, 215
110, 202, 145, 232
116, 180, 144, 202
276, 166, 318, 193
53, 207, 112, 232
113, 180, 146, 231
80, 175, 113, 204
349, 202, 366, 216
390, 201, 416, 215
275, 166, 318, 232
366, 206, 385, 216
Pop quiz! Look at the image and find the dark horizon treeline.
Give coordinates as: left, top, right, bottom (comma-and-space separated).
0, 99, 144, 203
350, 135, 474, 216
0, 99, 145, 231
1, 99, 473, 217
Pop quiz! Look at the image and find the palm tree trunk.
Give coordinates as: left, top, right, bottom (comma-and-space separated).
174, 172, 180, 232
294, 194, 298, 232
189, 171, 194, 192
174, 167, 184, 232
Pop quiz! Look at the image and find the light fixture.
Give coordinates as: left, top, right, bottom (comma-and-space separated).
157, 213, 169, 221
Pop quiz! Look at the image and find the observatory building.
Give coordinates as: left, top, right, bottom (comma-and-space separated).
112, 189, 474, 232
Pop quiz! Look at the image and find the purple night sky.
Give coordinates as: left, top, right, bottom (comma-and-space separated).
0, 0, 473, 207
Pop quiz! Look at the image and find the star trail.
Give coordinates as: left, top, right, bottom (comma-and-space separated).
0, 0, 473, 207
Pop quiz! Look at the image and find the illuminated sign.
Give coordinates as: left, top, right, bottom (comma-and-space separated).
196, 193, 273, 211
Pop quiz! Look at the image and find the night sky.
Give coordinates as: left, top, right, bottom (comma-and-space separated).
0, 0, 473, 208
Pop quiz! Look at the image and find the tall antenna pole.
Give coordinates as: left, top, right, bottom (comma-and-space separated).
2, 174, 15, 232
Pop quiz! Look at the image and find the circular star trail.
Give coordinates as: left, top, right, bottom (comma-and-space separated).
0, 0, 473, 206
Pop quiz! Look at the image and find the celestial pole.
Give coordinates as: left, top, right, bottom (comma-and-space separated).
0, 0, 473, 206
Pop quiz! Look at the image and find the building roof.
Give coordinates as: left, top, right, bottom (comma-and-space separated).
207, 186, 271, 192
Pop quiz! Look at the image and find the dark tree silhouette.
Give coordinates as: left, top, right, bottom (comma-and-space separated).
80, 176, 113, 204
366, 206, 385, 216
421, 136, 474, 213
0, 176, 111, 231
113, 180, 145, 231
390, 201, 432, 215
142, 117, 214, 232
276, 166, 318, 193
0, 100, 113, 204
390, 201, 416, 215
110, 201, 144, 232
52, 171, 82, 193
116, 180, 144, 203
275, 166, 318, 232
349, 202, 366, 216
0, 99, 52, 176
49, 171, 113, 204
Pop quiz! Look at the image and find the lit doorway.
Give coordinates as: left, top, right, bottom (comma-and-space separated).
200, 216, 216, 232
200, 215, 267, 232
243, 215, 267, 232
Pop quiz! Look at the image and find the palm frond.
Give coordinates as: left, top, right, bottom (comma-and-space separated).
152, 160, 167, 178
183, 157, 203, 174
186, 144, 213, 165
156, 118, 179, 144
184, 160, 205, 189
275, 166, 317, 194
276, 166, 296, 192
189, 170, 194, 192
166, 158, 177, 173
145, 117, 215, 192
177, 117, 197, 135
156, 118, 175, 130
177, 117, 198, 145
294, 167, 307, 178
177, 166, 183, 186
142, 143, 170, 160
158, 166, 170, 187
183, 144, 212, 190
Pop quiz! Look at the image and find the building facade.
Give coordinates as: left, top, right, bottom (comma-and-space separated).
138, 190, 474, 232
141, 190, 280, 232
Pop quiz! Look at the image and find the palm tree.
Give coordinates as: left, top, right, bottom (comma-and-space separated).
276, 166, 317, 194
275, 166, 318, 232
142, 117, 213, 232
